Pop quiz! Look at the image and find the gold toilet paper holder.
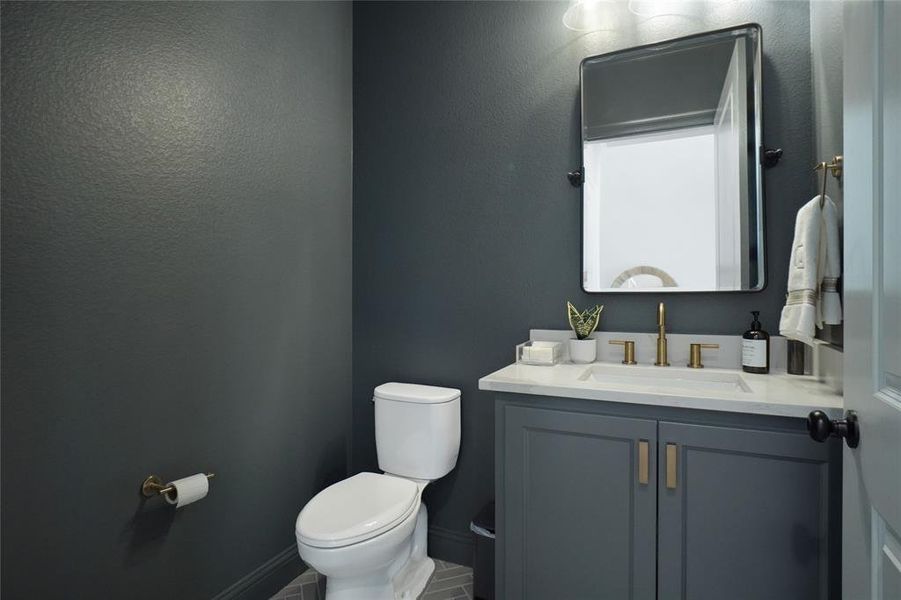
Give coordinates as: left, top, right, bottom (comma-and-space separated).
141, 473, 215, 498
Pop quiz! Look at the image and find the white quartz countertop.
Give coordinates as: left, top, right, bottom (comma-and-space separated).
479, 361, 844, 419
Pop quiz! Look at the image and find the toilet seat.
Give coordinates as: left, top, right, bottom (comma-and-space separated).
296, 472, 419, 549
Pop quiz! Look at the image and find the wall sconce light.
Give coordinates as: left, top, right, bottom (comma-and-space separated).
563, 0, 622, 32
564, 0, 735, 32
627, 0, 736, 18
627, 0, 688, 18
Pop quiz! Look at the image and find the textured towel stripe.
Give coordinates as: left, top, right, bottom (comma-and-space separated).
821, 277, 839, 293
786, 289, 818, 306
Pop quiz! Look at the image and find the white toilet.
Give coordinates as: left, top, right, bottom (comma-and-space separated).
296, 382, 461, 600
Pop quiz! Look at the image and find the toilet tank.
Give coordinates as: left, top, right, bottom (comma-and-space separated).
374, 382, 461, 480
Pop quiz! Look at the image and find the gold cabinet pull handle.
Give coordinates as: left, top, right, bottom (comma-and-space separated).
638, 439, 649, 485
666, 443, 678, 489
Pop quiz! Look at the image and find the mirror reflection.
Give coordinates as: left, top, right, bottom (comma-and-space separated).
581, 25, 764, 293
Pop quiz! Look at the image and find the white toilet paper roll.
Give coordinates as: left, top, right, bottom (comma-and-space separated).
164, 473, 209, 508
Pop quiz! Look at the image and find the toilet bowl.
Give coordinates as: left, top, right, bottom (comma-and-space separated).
295, 383, 461, 600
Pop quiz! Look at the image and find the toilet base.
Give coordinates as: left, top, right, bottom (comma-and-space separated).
322, 558, 433, 600
318, 504, 434, 600
392, 500, 433, 599
389, 555, 434, 600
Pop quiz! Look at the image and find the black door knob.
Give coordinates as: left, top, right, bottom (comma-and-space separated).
807, 410, 860, 448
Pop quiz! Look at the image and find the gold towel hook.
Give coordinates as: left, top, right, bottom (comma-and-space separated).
813, 155, 843, 208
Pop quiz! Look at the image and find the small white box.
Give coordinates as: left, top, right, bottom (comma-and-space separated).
516, 341, 562, 366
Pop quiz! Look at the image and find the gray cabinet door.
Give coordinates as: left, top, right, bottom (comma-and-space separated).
657, 421, 836, 600
503, 405, 657, 600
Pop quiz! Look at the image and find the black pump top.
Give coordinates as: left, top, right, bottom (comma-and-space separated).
750, 311, 761, 329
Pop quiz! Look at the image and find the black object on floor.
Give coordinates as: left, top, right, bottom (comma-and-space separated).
470, 501, 495, 600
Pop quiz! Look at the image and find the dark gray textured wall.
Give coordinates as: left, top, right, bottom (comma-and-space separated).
810, 0, 844, 347
353, 0, 813, 562
1, 2, 351, 598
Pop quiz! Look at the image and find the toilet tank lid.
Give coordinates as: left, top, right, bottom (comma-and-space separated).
373, 382, 461, 404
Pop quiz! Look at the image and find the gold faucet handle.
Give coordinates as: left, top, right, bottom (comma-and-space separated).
688, 343, 719, 369
609, 340, 637, 365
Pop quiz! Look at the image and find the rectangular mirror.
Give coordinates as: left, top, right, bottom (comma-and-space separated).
581, 25, 764, 293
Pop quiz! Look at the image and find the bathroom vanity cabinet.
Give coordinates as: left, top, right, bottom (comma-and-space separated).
494, 394, 841, 600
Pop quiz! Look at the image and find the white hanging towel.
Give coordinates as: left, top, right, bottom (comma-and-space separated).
779, 195, 843, 345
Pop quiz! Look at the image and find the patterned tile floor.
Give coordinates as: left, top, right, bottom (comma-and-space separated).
270, 559, 473, 600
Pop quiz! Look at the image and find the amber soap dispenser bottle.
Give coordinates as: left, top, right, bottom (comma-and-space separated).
742, 311, 770, 374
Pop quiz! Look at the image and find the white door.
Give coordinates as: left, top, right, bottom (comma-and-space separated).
842, 2, 901, 599
713, 37, 748, 290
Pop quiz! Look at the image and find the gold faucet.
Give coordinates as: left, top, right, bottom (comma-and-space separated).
655, 302, 669, 366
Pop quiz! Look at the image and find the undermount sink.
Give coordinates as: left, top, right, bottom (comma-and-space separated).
485, 362, 753, 395
578, 364, 752, 394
